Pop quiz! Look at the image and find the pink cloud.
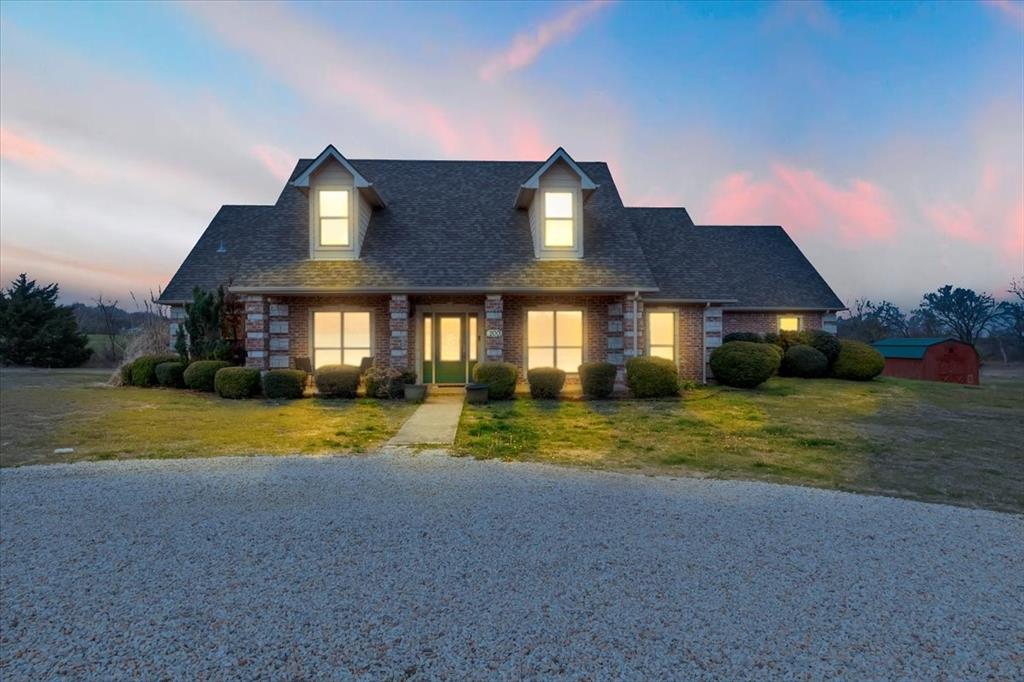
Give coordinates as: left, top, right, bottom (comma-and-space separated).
925, 205, 988, 244
984, 0, 1024, 29
0, 127, 64, 171
704, 164, 897, 245
479, 1, 613, 81
252, 144, 297, 181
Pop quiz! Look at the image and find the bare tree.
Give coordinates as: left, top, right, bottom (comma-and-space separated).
93, 295, 122, 362
918, 285, 1001, 346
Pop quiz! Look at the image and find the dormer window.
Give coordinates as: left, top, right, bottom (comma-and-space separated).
318, 189, 350, 246
543, 191, 575, 248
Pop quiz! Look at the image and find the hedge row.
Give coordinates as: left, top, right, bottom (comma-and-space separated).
711, 336, 884, 388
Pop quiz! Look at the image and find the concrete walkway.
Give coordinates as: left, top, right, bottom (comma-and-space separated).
387, 390, 464, 446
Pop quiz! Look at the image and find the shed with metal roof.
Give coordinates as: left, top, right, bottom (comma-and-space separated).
872, 337, 979, 384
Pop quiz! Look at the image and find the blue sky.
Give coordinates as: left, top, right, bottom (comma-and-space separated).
1, 0, 1021, 309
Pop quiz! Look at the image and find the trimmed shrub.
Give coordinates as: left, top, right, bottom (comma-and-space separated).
215, 366, 261, 399
781, 344, 829, 378
129, 353, 180, 387
473, 362, 518, 400
155, 361, 186, 388
723, 331, 763, 344
183, 360, 231, 392
527, 367, 566, 399
762, 332, 781, 347
625, 356, 679, 399
831, 340, 885, 381
579, 361, 616, 399
805, 330, 841, 366
314, 364, 361, 398
709, 341, 780, 389
364, 366, 417, 399
119, 363, 133, 386
263, 369, 306, 400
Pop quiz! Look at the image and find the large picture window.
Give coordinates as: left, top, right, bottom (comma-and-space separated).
313, 310, 371, 369
527, 309, 583, 373
543, 191, 574, 248
777, 315, 801, 332
318, 189, 350, 246
646, 310, 677, 362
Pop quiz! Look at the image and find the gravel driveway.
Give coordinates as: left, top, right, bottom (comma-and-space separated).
2, 453, 1021, 679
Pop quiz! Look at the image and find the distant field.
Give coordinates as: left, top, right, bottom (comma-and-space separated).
84, 334, 128, 366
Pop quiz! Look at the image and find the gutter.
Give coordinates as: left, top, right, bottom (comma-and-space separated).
229, 285, 661, 295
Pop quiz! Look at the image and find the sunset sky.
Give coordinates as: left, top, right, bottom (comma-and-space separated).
1, 0, 1021, 310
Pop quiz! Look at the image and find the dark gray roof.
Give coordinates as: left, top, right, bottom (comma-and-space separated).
161, 159, 657, 301
161, 157, 843, 311
630, 208, 845, 309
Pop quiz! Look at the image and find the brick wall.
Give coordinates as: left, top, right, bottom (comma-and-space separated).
678, 306, 705, 382
723, 311, 824, 336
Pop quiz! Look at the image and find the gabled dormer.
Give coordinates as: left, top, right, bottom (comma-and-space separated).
515, 148, 597, 260
291, 145, 385, 260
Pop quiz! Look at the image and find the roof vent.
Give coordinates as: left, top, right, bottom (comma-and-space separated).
217, 241, 227, 254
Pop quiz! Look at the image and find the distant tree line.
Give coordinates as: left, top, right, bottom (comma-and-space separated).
70, 301, 163, 335
839, 281, 1024, 361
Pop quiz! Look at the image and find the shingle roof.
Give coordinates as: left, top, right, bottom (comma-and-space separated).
160, 157, 844, 311
629, 208, 845, 309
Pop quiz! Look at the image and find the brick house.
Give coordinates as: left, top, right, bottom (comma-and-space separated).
158, 145, 844, 385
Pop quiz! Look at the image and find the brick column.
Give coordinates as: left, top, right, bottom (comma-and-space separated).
606, 301, 625, 381
623, 294, 645, 362
484, 294, 503, 362
389, 295, 410, 369
244, 295, 268, 370
703, 306, 723, 382
268, 301, 290, 369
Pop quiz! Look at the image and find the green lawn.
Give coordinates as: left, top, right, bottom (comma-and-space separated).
456, 371, 1024, 514
0, 368, 416, 467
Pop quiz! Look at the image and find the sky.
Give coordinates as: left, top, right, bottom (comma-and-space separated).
1, 0, 1022, 311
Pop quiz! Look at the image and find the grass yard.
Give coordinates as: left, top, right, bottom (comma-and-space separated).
0, 368, 416, 467
456, 369, 1024, 514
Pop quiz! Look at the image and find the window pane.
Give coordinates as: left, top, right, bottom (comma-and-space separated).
648, 312, 675, 346
650, 345, 675, 361
528, 347, 554, 369
556, 347, 582, 374
556, 310, 583, 346
423, 316, 432, 361
343, 312, 371, 348
319, 189, 348, 217
545, 191, 573, 218
778, 316, 800, 332
439, 317, 461, 361
468, 315, 477, 360
343, 348, 369, 367
314, 348, 341, 369
544, 219, 574, 247
320, 218, 349, 246
314, 312, 341, 349
527, 311, 554, 346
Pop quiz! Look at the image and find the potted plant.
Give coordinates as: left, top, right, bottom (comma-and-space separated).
404, 383, 427, 403
465, 383, 489, 404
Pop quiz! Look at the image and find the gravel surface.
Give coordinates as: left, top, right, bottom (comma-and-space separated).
2, 452, 1022, 679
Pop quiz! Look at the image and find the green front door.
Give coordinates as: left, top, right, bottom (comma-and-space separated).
435, 314, 466, 384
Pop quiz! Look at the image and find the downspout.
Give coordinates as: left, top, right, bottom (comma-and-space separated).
632, 291, 640, 358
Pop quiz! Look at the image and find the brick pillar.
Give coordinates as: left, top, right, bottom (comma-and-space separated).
623, 294, 645, 362
484, 295, 503, 362
268, 301, 290, 369
389, 295, 410, 369
703, 306, 723, 383
606, 301, 625, 382
244, 295, 268, 370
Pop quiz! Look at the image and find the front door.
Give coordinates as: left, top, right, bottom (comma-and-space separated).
422, 312, 479, 384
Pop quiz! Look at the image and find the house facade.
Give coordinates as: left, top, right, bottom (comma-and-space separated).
159, 146, 844, 385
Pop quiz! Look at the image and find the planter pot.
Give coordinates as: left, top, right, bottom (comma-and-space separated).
404, 384, 427, 403
465, 383, 489, 405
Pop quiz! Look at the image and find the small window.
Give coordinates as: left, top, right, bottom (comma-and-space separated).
647, 310, 677, 362
543, 191, 574, 248
318, 189, 350, 246
423, 316, 432, 362
527, 309, 583, 373
778, 315, 801, 332
313, 310, 371, 368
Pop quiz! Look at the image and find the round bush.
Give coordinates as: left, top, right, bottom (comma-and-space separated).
364, 366, 417, 399
805, 330, 841, 366
527, 367, 566, 399
263, 369, 306, 400
781, 344, 829, 378
472, 362, 518, 400
709, 341, 781, 389
155, 361, 186, 388
723, 331, 763, 344
579, 361, 616, 399
129, 353, 181, 387
183, 360, 231, 392
831, 340, 885, 381
215, 367, 261, 399
314, 364, 361, 398
625, 356, 679, 399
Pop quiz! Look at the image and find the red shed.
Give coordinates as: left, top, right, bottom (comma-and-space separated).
872, 337, 979, 385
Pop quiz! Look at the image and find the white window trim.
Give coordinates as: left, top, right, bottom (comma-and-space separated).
646, 308, 679, 364
309, 306, 375, 369
310, 185, 357, 259
523, 306, 586, 374
777, 314, 804, 332
538, 186, 583, 259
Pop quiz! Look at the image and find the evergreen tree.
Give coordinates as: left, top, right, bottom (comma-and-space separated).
0, 274, 92, 367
